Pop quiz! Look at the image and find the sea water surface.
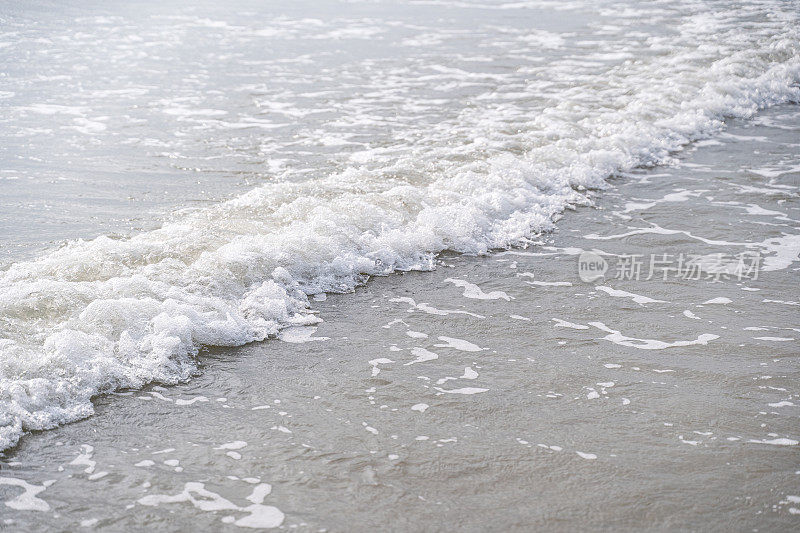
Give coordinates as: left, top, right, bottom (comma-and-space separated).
0, 1, 799, 522
1, 103, 799, 531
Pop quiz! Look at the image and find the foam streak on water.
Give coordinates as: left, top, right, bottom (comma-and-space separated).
0, 0, 799, 450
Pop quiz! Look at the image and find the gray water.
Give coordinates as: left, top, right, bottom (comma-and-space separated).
0, 0, 604, 264
1, 105, 799, 531
1, 0, 800, 531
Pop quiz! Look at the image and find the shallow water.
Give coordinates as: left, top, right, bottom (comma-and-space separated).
1, 0, 800, 530
2, 0, 799, 456
1, 104, 799, 531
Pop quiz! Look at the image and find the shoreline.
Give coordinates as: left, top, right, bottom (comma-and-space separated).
0, 104, 798, 531
2, 0, 800, 457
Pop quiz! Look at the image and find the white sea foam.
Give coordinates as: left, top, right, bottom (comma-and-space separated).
389, 297, 485, 318
590, 322, 720, 351
278, 326, 329, 343
0, 477, 55, 512
369, 358, 394, 376
748, 438, 798, 446
1, 0, 799, 451
138, 480, 284, 528
433, 336, 483, 352
404, 348, 439, 366
596, 286, 666, 305
552, 318, 589, 330
444, 279, 512, 301
434, 387, 488, 395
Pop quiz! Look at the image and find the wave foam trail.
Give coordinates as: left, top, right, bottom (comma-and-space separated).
1, 0, 799, 450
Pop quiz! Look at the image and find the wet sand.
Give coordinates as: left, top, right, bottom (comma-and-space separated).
1, 106, 798, 531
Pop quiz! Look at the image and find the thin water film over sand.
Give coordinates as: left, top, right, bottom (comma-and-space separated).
2, 104, 799, 532
0, 0, 799, 531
